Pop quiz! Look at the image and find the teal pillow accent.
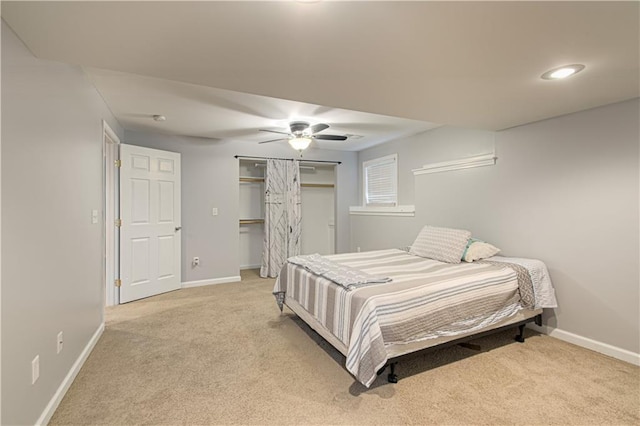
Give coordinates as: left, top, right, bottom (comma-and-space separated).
461, 238, 483, 259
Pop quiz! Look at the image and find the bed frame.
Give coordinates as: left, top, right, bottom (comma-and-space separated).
285, 296, 543, 384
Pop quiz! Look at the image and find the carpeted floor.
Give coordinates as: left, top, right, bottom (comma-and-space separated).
50, 269, 639, 425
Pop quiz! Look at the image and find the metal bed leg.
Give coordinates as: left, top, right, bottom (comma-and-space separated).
515, 324, 526, 343
387, 362, 398, 383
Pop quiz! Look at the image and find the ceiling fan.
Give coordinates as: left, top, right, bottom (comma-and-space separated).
258, 121, 347, 151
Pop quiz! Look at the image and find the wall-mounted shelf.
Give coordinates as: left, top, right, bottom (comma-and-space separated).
239, 219, 264, 225
239, 177, 265, 183
412, 154, 497, 176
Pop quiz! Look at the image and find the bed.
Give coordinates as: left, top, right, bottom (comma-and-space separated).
273, 243, 557, 387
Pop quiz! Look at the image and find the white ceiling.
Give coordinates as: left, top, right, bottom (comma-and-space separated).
2, 1, 639, 147
84, 68, 440, 151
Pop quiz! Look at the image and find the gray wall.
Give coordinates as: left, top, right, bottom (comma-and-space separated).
351, 126, 496, 249
1, 22, 124, 425
351, 99, 640, 354
124, 130, 358, 283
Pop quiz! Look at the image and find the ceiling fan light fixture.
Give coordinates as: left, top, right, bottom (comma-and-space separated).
289, 136, 312, 151
258, 121, 346, 147
541, 64, 585, 80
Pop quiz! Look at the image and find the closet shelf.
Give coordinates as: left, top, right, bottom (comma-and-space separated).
239, 177, 333, 188
301, 183, 334, 188
239, 219, 265, 225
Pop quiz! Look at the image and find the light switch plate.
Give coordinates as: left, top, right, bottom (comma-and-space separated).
57, 331, 64, 354
212, 208, 218, 216
32, 355, 39, 384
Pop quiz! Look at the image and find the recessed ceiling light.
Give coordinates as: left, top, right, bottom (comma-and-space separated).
152, 115, 166, 121
541, 64, 585, 80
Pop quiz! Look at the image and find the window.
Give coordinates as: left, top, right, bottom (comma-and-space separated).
363, 154, 397, 207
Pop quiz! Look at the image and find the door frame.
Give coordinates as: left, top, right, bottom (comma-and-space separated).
103, 120, 120, 307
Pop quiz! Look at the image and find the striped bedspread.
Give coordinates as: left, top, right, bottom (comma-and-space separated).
273, 249, 537, 387
288, 253, 392, 289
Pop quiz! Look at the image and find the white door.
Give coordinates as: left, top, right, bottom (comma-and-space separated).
119, 144, 181, 303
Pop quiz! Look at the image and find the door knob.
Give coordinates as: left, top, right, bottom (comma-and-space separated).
175, 226, 182, 231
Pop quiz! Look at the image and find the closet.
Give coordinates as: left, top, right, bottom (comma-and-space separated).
238, 158, 336, 270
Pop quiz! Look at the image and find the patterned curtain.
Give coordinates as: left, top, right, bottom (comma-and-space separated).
260, 159, 301, 278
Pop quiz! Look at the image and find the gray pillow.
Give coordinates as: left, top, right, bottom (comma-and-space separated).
410, 226, 471, 263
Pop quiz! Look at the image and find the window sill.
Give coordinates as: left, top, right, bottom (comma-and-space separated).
349, 205, 415, 217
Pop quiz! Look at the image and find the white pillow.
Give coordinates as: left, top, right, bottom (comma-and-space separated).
410, 226, 471, 264
463, 241, 501, 262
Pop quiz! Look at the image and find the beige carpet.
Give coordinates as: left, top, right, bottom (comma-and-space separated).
51, 269, 639, 425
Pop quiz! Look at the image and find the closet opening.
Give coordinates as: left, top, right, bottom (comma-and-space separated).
238, 158, 338, 274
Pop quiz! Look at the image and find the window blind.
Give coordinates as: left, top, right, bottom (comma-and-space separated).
364, 155, 397, 206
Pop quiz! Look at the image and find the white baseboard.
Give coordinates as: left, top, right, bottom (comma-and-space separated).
529, 324, 640, 366
240, 264, 261, 270
181, 276, 241, 289
36, 322, 105, 426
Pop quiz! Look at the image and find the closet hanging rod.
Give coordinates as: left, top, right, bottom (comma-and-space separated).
234, 155, 341, 165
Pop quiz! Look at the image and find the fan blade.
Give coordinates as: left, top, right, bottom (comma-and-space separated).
259, 129, 291, 136
310, 123, 329, 134
258, 138, 288, 144
314, 134, 348, 141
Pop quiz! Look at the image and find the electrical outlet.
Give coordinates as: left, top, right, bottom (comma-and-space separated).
211, 208, 218, 216
32, 355, 40, 384
192, 257, 200, 267
57, 331, 64, 354
357, 247, 361, 253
